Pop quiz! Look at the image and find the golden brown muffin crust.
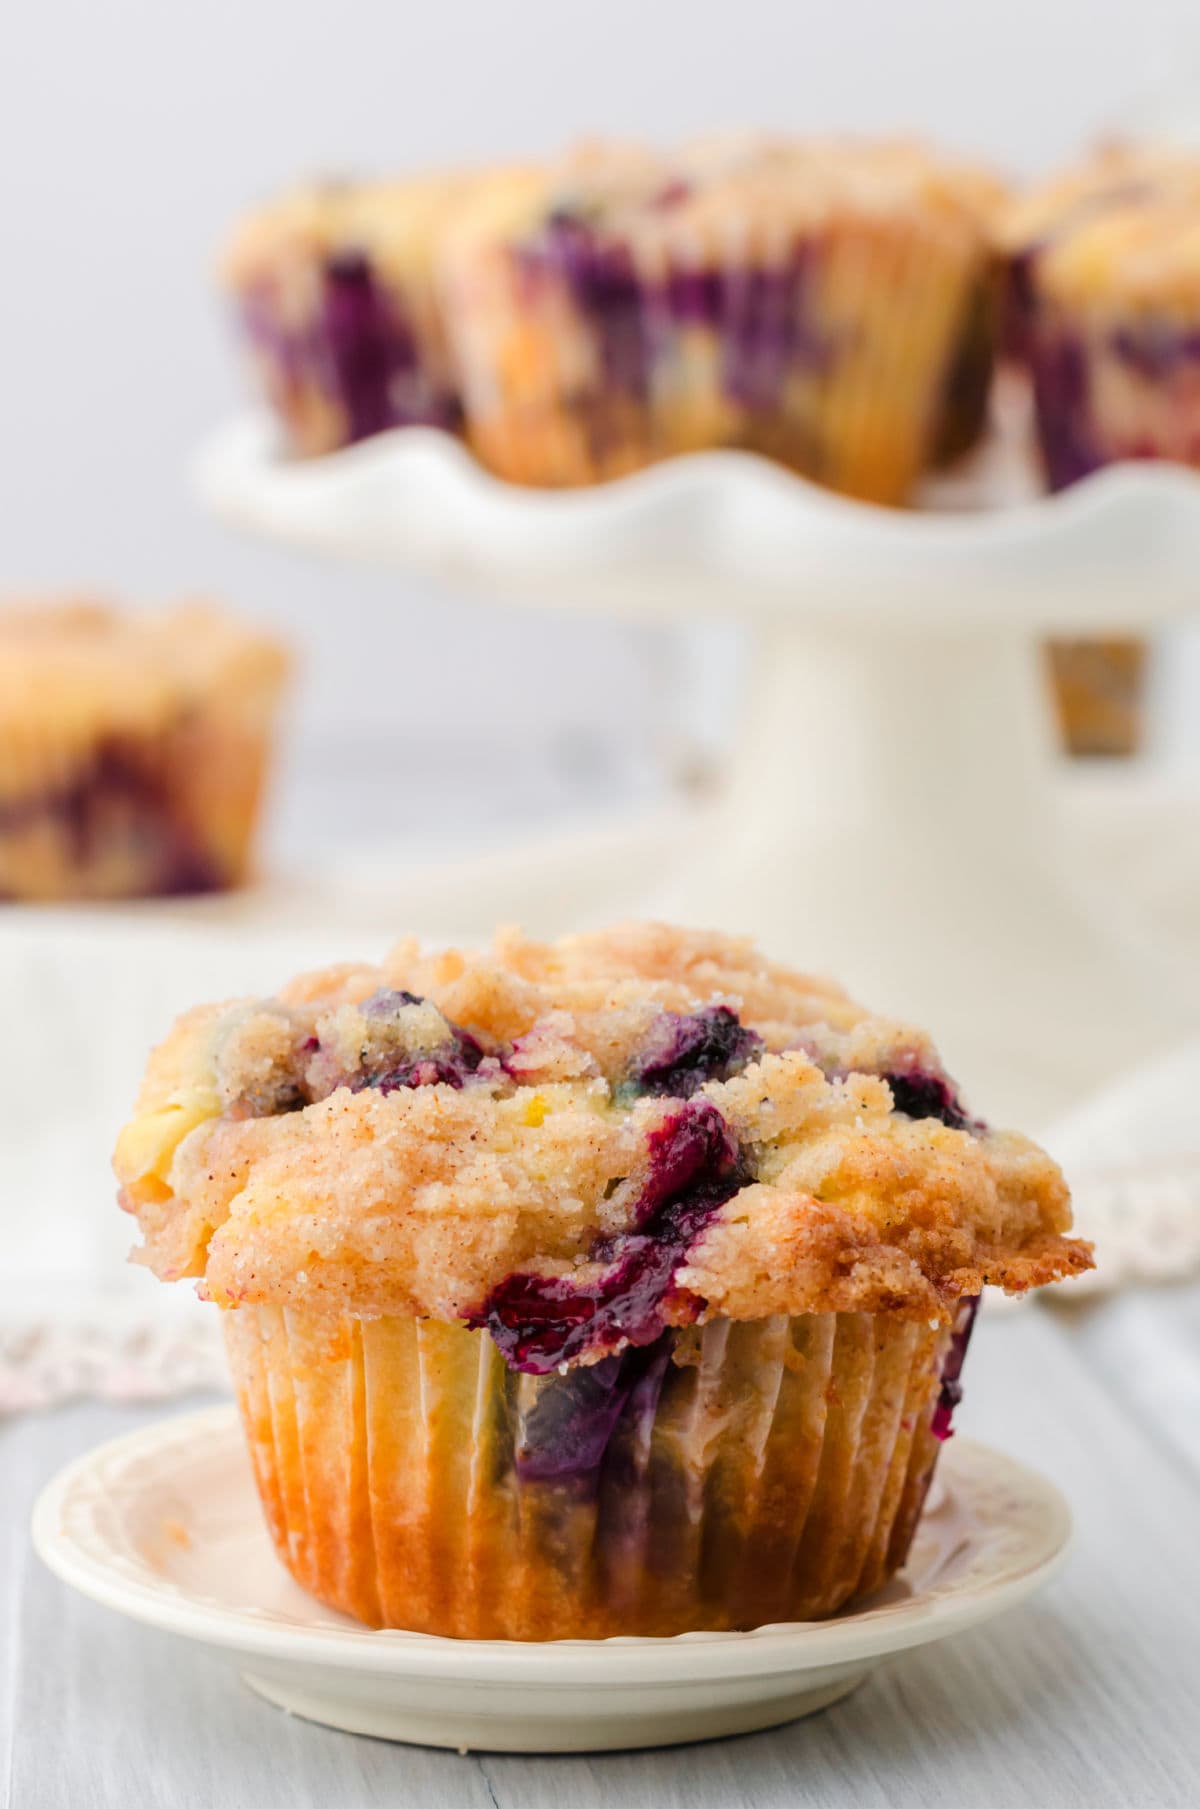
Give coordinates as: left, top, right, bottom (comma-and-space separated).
115, 924, 1089, 1339
0, 597, 288, 749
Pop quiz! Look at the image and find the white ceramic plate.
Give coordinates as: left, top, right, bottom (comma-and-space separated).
33, 1406, 1071, 1753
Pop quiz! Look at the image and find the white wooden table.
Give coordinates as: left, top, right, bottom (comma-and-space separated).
3, 1292, 1199, 1809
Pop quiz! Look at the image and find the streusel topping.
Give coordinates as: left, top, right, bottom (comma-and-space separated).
1036, 199, 1200, 307
0, 599, 288, 748
115, 924, 1089, 1365
1003, 140, 1200, 255
222, 171, 509, 291
442, 136, 1003, 272
673, 135, 1006, 238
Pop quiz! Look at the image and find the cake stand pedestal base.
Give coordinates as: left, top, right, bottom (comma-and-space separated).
649, 614, 1194, 1124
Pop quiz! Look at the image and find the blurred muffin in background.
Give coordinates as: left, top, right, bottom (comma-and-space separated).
0, 600, 288, 901
1004, 144, 1198, 757
438, 144, 672, 485
676, 135, 1007, 476
1003, 142, 1200, 490
441, 137, 1006, 500
223, 174, 481, 456
436, 142, 669, 481
1047, 635, 1147, 757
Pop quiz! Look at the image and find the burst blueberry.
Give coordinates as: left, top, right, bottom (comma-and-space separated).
352, 989, 485, 1093
471, 1098, 749, 1374
515, 1340, 672, 1484
931, 1295, 980, 1440
883, 1068, 975, 1132
322, 252, 420, 442
630, 1005, 764, 1099
539, 211, 650, 395
1110, 322, 1200, 382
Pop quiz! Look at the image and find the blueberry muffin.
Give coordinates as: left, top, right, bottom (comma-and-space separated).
1004, 142, 1200, 489
1047, 635, 1147, 757
435, 146, 671, 485
1004, 145, 1199, 755
440, 138, 1005, 500
115, 924, 1089, 1638
0, 599, 288, 901
224, 174, 479, 456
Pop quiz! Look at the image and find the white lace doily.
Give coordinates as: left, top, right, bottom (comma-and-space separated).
1041, 1037, 1200, 1300
0, 1288, 226, 1414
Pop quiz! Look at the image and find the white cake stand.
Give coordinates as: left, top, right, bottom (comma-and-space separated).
195, 401, 1200, 1124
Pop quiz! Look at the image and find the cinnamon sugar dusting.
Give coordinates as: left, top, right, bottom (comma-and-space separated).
114, 923, 1090, 1347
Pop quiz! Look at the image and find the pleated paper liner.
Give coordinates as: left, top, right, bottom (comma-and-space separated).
223, 1304, 955, 1640
785, 212, 988, 504
443, 196, 991, 502
165, 684, 284, 887
0, 686, 280, 901
234, 268, 460, 460
442, 229, 660, 486
235, 266, 346, 458
226, 176, 472, 460
1028, 292, 1200, 492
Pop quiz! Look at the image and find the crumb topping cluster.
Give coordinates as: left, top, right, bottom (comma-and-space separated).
439, 135, 1003, 287
0, 598, 288, 756
1003, 141, 1200, 305
115, 924, 1090, 1365
229, 137, 1003, 294
222, 172, 484, 290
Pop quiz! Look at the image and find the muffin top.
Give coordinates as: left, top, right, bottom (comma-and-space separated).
115, 924, 1089, 1371
222, 170, 511, 291
1031, 197, 1200, 310
442, 136, 1003, 269
676, 134, 1006, 237
436, 145, 670, 266
1003, 140, 1200, 254
0, 599, 288, 753
1003, 142, 1200, 307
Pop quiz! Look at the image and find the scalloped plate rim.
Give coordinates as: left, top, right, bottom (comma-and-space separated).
33, 1404, 1072, 1683
195, 409, 1200, 545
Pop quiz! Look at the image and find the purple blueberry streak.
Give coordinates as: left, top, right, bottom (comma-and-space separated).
0, 741, 224, 896
660, 253, 836, 407
629, 1005, 764, 1100
1029, 331, 1104, 490
322, 252, 409, 441
883, 1069, 976, 1133
930, 1294, 980, 1440
240, 252, 461, 449
542, 212, 648, 395
351, 988, 485, 1094
1111, 322, 1200, 382
515, 1338, 672, 1483
470, 1098, 749, 1375
529, 212, 834, 409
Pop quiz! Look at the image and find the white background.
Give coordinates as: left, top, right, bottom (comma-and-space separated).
3, 0, 1199, 854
